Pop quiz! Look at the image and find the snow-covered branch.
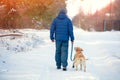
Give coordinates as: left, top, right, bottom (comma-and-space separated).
0, 33, 23, 37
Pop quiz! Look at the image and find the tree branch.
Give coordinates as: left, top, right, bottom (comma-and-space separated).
0, 33, 23, 37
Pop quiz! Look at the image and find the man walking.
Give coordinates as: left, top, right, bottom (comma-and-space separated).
50, 8, 74, 71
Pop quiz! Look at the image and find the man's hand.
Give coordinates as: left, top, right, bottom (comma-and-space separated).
51, 40, 55, 42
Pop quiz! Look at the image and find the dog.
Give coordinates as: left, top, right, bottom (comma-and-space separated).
72, 47, 86, 72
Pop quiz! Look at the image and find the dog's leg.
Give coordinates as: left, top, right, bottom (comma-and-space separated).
83, 61, 86, 72
80, 63, 82, 71
76, 65, 78, 71
74, 62, 78, 71
80, 60, 82, 71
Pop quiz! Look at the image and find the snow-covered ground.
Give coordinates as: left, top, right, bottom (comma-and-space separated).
0, 28, 120, 80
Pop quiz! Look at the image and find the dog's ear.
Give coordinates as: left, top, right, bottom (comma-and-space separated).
75, 47, 83, 52
74, 47, 78, 51
77, 47, 83, 51
81, 48, 83, 51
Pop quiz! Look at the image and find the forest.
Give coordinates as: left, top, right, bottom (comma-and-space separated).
0, 0, 120, 31
73, 0, 120, 31
0, 0, 66, 29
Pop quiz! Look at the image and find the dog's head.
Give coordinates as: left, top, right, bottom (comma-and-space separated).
74, 47, 83, 52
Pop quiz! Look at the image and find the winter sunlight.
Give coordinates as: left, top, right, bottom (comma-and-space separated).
66, 0, 114, 18
0, 0, 120, 80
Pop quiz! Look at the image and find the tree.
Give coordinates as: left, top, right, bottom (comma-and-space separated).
0, 0, 22, 29
72, 0, 120, 31
0, 0, 66, 29
112, 0, 120, 19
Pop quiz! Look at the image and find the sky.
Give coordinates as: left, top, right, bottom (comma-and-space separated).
66, 0, 114, 18
0, 28, 120, 80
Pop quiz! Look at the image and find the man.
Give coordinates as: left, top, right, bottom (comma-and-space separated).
50, 8, 74, 71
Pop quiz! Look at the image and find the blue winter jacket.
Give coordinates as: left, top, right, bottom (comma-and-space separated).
50, 10, 74, 41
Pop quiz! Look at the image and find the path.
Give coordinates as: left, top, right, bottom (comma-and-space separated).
0, 29, 120, 80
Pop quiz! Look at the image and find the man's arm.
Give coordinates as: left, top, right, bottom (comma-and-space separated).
50, 19, 56, 42
68, 19, 74, 42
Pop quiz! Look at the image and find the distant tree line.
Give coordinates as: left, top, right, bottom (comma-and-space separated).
0, 0, 66, 29
73, 0, 120, 31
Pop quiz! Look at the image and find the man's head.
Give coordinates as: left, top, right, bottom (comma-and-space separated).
59, 8, 67, 14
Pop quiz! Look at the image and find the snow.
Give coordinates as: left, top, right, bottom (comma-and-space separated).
0, 28, 120, 80
8, 8, 17, 14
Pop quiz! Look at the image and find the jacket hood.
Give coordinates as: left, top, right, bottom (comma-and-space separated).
57, 9, 67, 19
59, 8, 66, 14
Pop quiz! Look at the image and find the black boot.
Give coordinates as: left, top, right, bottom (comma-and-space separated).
63, 67, 67, 71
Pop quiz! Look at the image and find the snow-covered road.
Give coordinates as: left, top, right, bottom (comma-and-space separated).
0, 29, 120, 80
